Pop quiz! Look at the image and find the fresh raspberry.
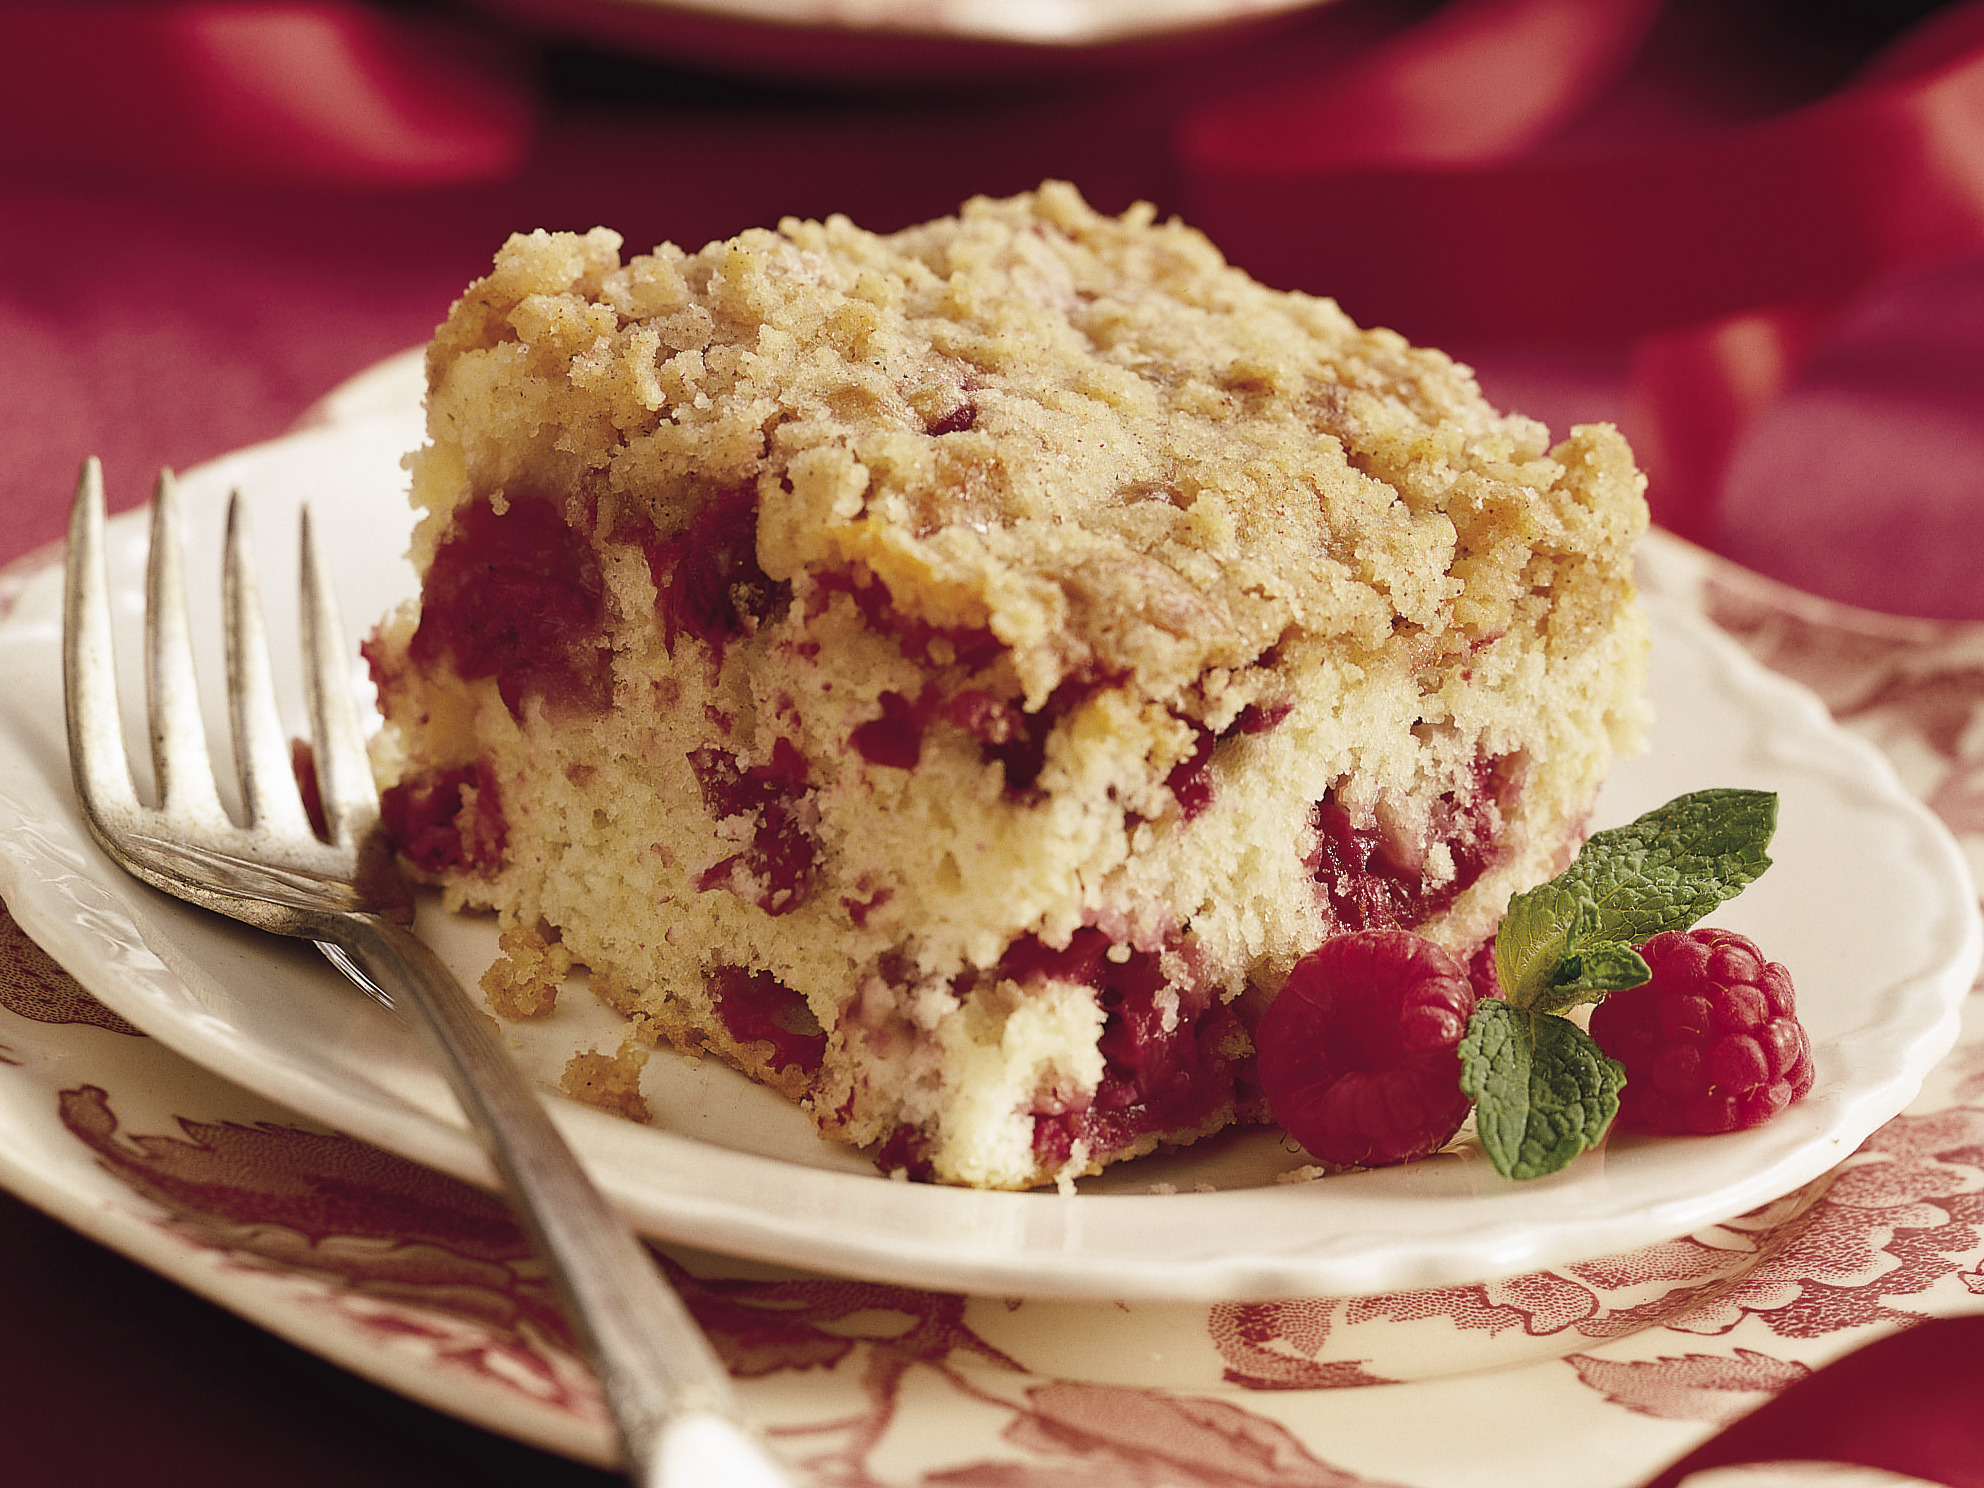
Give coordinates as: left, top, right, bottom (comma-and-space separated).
1466, 937, 1504, 1004
1589, 928, 1813, 1136
1256, 931, 1478, 1169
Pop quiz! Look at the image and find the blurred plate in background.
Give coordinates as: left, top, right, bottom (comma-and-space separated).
468, 0, 1337, 82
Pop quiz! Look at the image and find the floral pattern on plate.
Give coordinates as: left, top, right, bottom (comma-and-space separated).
2, 530, 1981, 1486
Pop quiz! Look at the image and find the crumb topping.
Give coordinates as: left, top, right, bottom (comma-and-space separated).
409, 182, 1643, 713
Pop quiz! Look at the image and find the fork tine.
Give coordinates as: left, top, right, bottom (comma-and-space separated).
299, 505, 378, 849
63, 459, 140, 820
144, 471, 228, 825
224, 494, 314, 839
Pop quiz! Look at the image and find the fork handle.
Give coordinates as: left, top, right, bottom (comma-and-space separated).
320, 913, 793, 1488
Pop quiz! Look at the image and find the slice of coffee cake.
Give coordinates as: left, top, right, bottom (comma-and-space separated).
366, 182, 1649, 1190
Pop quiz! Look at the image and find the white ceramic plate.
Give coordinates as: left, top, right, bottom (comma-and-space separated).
0, 400, 1975, 1302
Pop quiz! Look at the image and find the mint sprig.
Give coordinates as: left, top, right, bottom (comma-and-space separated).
1460, 788, 1778, 1181
1460, 1001, 1626, 1180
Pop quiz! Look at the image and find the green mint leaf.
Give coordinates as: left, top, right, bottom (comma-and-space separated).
1493, 882, 1585, 1009
1494, 788, 1775, 1009
1537, 942, 1651, 1014
1461, 788, 1775, 1174
1459, 1000, 1626, 1180
1553, 788, 1778, 945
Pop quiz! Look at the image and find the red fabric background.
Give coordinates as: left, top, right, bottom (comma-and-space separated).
2, 2, 1982, 1483
4, 0, 1984, 613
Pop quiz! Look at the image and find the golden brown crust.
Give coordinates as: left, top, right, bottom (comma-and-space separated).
408, 183, 1643, 712
560, 1042, 651, 1124
478, 922, 571, 1021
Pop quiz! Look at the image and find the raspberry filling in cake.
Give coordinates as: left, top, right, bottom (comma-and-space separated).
1310, 754, 1517, 933
409, 493, 612, 715
367, 183, 1650, 1190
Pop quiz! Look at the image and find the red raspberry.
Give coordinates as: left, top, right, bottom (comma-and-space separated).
1466, 937, 1504, 1004
1256, 931, 1478, 1169
1589, 928, 1813, 1136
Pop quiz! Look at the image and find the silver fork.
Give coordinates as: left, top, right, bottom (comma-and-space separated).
63, 459, 793, 1488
